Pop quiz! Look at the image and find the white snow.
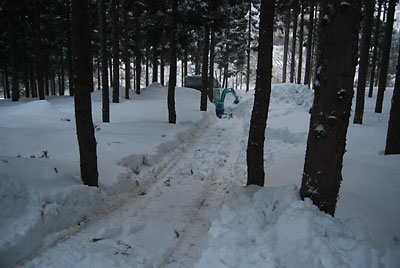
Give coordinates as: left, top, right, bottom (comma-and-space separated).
0, 83, 399, 267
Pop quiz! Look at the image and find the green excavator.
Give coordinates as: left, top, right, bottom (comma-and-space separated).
213, 88, 240, 118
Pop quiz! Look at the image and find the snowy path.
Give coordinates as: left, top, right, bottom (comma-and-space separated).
22, 114, 248, 268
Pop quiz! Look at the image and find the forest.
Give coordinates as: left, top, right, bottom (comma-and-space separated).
0, 0, 400, 266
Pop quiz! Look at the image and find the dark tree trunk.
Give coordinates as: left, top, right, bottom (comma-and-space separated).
10, 38, 20, 102
282, 8, 290, 83
246, 0, 252, 92
30, 62, 37, 98
34, 6, 45, 100
195, 35, 201, 75
99, 0, 110, 122
67, 0, 74, 96
368, 0, 383, 98
161, 29, 165, 86
385, 34, 400, 154
297, 5, 304, 84
313, 3, 324, 86
304, 1, 315, 86
51, 73, 56, 96
24, 61, 30, 98
44, 53, 49, 96
123, 0, 130, 99
168, 0, 177, 124
4, 59, 11, 99
112, 0, 120, 103
246, 0, 274, 186
290, 3, 299, 83
145, 45, 149, 86
135, 2, 141, 94
353, 0, 375, 124
152, 42, 158, 83
61, 51, 65, 96
184, 50, 188, 77
97, 57, 101, 90
201, 25, 210, 111
209, 27, 216, 102
109, 57, 113, 87
72, 0, 98, 187
300, 0, 361, 216
375, 0, 395, 113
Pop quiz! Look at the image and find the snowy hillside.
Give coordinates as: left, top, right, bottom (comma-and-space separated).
0, 83, 399, 267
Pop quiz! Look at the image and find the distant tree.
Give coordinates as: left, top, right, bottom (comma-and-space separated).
297, 4, 304, 85
246, 0, 252, 92
201, 25, 210, 112
282, 8, 290, 83
375, 0, 395, 113
290, 2, 298, 83
112, 0, 119, 103
168, 0, 177, 124
135, 0, 141, 94
384, 34, 400, 154
304, 0, 314, 87
368, 0, 383, 98
72, 0, 98, 186
300, 0, 361, 216
247, 0, 274, 186
99, 0, 110, 122
353, 0, 376, 124
123, 0, 130, 99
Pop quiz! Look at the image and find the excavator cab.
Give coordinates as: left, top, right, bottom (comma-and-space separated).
213, 88, 240, 118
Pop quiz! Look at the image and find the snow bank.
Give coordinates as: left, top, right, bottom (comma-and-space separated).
271, 83, 314, 110
196, 185, 399, 268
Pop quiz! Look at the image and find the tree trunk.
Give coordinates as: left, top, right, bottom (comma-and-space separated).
368, 0, 383, 98
72, 0, 98, 187
168, 0, 177, 124
246, 0, 252, 92
61, 51, 65, 96
152, 41, 158, 83
290, 3, 299, 83
24, 60, 30, 98
3, 59, 11, 99
99, 0, 110, 122
10, 37, 20, 102
375, 0, 395, 113
67, 0, 74, 96
353, 0, 375, 124
297, 5, 304, 84
385, 34, 400, 154
282, 8, 290, 83
304, 1, 315, 86
300, 0, 360, 216
313, 3, 324, 86
135, 2, 141, 94
34, 6, 45, 100
123, 0, 130, 99
112, 0, 120, 103
246, 0, 274, 186
201, 25, 210, 111
51, 73, 56, 96
44, 53, 49, 96
161, 29, 165, 86
209, 27, 215, 102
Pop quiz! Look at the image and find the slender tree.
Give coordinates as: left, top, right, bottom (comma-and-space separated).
99, 0, 109, 122
246, 0, 252, 91
368, 0, 383, 98
300, 0, 361, 216
168, 0, 177, 124
290, 2, 299, 83
282, 8, 290, 83
304, 0, 314, 86
135, 1, 141, 94
209, 27, 216, 102
72, 0, 99, 186
112, 0, 120, 103
384, 34, 400, 154
297, 5, 304, 85
354, 0, 376, 124
375, 0, 395, 113
123, 0, 130, 99
201, 25, 210, 111
247, 0, 274, 186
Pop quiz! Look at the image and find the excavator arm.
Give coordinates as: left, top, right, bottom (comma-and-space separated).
214, 88, 240, 118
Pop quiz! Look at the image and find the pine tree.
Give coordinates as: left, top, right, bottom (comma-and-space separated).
300, 0, 361, 216
168, 0, 177, 124
99, 0, 110, 123
112, 0, 120, 103
247, 0, 274, 186
72, 0, 98, 186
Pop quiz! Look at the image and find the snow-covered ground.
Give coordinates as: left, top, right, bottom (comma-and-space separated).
0, 83, 399, 267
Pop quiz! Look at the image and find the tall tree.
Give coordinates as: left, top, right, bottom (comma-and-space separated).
375, 0, 395, 113
384, 34, 400, 154
201, 25, 210, 112
168, 0, 177, 124
282, 8, 290, 83
354, 0, 376, 124
246, 0, 252, 92
135, 0, 141, 94
297, 5, 305, 84
368, 0, 383, 98
123, 0, 130, 99
304, 0, 314, 86
247, 0, 274, 186
112, 0, 120, 103
72, 0, 99, 186
300, 0, 361, 216
209, 27, 216, 102
290, 2, 299, 83
99, 0, 109, 122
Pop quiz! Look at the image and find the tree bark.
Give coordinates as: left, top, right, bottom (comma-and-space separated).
290, 3, 299, 83
72, 0, 98, 187
246, 0, 274, 186
300, 0, 360, 216
201, 25, 210, 111
161, 28, 165, 86
246, 0, 252, 92
99, 0, 110, 122
304, 1, 315, 87
3, 59, 11, 99
152, 41, 158, 83
368, 0, 383, 98
209, 27, 215, 102
34, 6, 45, 100
135, 1, 141, 94
385, 33, 400, 154
282, 8, 290, 83
297, 5, 304, 84
168, 0, 177, 124
67, 0, 74, 96
353, 0, 375, 124
375, 0, 395, 113
112, 0, 120, 103
123, 0, 130, 99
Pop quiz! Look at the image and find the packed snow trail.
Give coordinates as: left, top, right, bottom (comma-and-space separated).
21, 112, 249, 268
